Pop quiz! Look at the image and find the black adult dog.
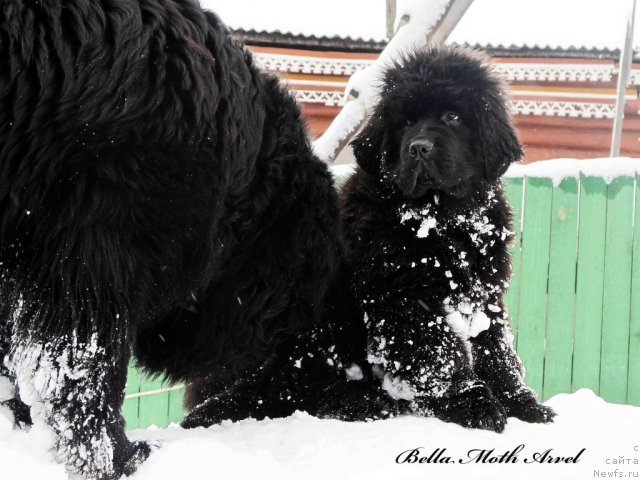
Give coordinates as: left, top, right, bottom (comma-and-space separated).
183, 47, 556, 432
0, 1, 341, 478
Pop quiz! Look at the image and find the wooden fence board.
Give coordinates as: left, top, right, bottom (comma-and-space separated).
573, 176, 608, 394
168, 387, 186, 425
600, 177, 634, 404
122, 364, 140, 430
516, 177, 553, 396
503, 177, 524, 344
138, 375, 170, 428
543, 177, 579, 401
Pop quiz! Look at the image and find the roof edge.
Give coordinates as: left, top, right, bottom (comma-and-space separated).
231, 28, 626, 60
230, 29, 387, 53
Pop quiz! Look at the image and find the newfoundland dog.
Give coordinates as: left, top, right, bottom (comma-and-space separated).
183, 47, 556, 433
0, 1, 341, 478
338, 46, 557, 431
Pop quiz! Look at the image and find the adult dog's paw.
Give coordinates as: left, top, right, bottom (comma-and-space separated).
0, 398, 32, 427
313, 380, 408, 421
181, 389, 297, 428
181, 397, 228, 429
109, 440, 155, 480
437, 381, 507, 433
499, 388, 556, 423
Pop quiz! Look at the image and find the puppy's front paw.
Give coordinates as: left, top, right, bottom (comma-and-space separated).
514, 402, 556, 424
499, 388, 556, 424
437, 381, 507, 433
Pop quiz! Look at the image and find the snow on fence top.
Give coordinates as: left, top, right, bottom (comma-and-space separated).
331, 158, 640, 187
504, 157, 640, 186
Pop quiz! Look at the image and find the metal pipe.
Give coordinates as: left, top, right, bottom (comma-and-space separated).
611, 0, 636, 157
427, 0, 474, 45
317, 0, 474, 163
386, 0, 397, 40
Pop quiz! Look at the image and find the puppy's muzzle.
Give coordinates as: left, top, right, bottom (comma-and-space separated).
408, 138, 435, 161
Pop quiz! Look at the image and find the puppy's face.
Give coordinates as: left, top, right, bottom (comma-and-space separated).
390, 105, 480, 198
351, 47, 524, 201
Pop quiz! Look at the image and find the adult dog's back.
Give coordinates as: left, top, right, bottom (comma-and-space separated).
0, 1, 341, 478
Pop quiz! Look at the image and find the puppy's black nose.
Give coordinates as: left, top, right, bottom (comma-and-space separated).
409, 139, 435, 159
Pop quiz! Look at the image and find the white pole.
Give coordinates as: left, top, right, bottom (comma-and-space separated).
610, 0, 636, 157
313, 0, 474, 164
386, 0, 397, 40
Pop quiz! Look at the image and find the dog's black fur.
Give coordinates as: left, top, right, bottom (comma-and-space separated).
0, 1, 341, 478
181, 267, 399, 427
183, 47, 556, 432
337, 47, 556, 431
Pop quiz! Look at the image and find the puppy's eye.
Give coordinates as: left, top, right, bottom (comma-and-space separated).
442, 112, 461, 126
405, 119, 414, 126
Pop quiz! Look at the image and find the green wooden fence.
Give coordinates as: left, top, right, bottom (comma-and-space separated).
123, 172, 640, 429
504, 174, 640, 407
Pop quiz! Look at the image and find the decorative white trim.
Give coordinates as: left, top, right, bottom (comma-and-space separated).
494, 63, 615, 82
293, 88, 616, 118
254, 52, 373, 76
254, 52, 623, 83
512, 100, 616, 119
628, 70, 640, 85
293, 90, 346, 107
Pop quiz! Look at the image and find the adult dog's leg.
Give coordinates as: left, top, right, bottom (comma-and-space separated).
0, 302, 31, 426
471, 302, 556, 423
366, 302, 507, 432
8, 325, 150, 480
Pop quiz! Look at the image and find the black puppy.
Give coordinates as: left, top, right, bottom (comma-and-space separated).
337, 46, 556, 431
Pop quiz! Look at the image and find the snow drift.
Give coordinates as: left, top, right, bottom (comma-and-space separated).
1, 389, 639, 480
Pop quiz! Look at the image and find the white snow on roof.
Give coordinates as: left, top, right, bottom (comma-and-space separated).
199, 0, 388, 42
199, 0, 637, 52
448, 0, 634, 52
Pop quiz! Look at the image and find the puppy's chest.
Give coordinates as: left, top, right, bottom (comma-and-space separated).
392, 199, 511, 340
395, 199, 510, 294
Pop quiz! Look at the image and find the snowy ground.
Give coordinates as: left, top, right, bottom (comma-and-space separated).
2, 389, 638, 479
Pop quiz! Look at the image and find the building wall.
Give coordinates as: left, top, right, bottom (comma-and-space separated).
248, 46, 640, 163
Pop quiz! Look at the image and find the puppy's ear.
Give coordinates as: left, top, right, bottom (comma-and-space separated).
477, 89, 523, 181
351, 106, 387, 175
